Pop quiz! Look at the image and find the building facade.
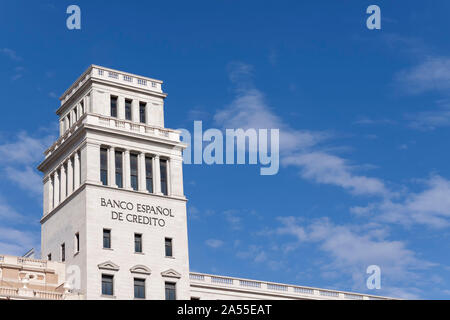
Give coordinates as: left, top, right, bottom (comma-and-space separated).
0, 65, 392, 300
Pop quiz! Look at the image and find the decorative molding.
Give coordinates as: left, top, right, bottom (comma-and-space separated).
161, 269, 181, 279
130, 265, 151, 275
97, 261, 120, 271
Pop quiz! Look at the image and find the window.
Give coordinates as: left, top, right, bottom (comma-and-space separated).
115, 151, 123, 188
67, 114, 71, 128
103, 229, 111, 249
73, 107, 77, 122
47, 254, 51, 261
134, 278, 145, 299
165, 282, 176, 300
160, 159, 168, 195
134, 233, 142, 253
145, 156, 153, 193
100, 148, 108, 186
125, 99, 132, 121
110, 96, 118, 117
75, 233, 80, 253
102, 274, 114, 296
139, 102, 146, 123
165, 238, 173, 257
130, 153, 138, 191
61, 243, 65, 262
80, 100, 84, 114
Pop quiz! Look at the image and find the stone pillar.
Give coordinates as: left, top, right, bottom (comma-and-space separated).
48, 175, 54, 212
108, 147, 117, 187
43, 176, 50, 216
138, 153, 146, 192
118, 96, 125, 119
169, 158, 184, 197
60, 164, 67, 201
132, 100, 139, 123
74, 152, 80, 189
54, 170, 60, 207
81, 142, 101, 185
153, 155, 162, 195
67, 158, 73, 195
123, 150, 131, 190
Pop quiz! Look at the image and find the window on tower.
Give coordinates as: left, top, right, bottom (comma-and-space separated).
165, 282, 176, 300
110, 96, 118, 118
130, 153, 138, 190
115, 151, 123, 188
103, 229, 111, 249
134, 278, 145, 299
165, 238, 173, 257
134, 233, 142, 253
100, 148, 108, 186
75, 232, 80, 254
145, 156, 153, 193
160, 159, 168, 195
102, 274, 114, 296
125, 99, 132, 121
61, 243, 65, 262
139, 102, 146, 123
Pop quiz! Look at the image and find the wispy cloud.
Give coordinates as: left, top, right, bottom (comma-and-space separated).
407, 100, 450, 130
205, 239, 224, 248
0, 48, 22, 61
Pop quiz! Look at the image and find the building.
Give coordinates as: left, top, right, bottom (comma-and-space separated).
1, 65, 392, 300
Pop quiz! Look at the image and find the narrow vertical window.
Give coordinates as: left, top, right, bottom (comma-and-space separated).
61, 243, 65, 262
103, 229, 111, 249
75, 232, 80, 253
125, 99, 132, 121
160, 159, 168, 195
80, 100, 84, 114
47, 254, 52, 261
100, 148, 108, 186
145, 156, 153, 193
134, 233, 142, 253
67, 114, 71, 128
134, 278, 145, 299
102, 274, 114, 296
110, 96, 118, 118
130, 153, 138, 190
139, 102, 146, 123
165, 238, 173, 257
165, 282, 176, 300
73, 107, 77, 122
115, 151, 123, 188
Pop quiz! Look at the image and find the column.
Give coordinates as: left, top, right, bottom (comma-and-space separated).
170, 158, 184, 197
138, 153, 146, 192
80, 142, 101, 185
54, 170, 60, 207
60, 164, 67, 201
108, 147, 117, 187
153, 155, 162, 195
132, 100, 139, 123
74, 152, 80, 189
43, 176, 50, 215
123, 150, 131, 189
67, 158, 73, 195
166, 158, 171, 196
49, 175, 54, 211
118, 96, 125, 119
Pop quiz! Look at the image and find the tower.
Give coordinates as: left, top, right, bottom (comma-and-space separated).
37, 65, 189, 299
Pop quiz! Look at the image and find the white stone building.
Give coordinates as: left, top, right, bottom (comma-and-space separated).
2, 65, 392, 300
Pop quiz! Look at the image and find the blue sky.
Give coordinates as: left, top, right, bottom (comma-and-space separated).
1, 0, 450, 299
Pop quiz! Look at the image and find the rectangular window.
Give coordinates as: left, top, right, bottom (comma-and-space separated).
110, 96, 118, 118
100, 148, 108, 186
160, 159, 168, 195
165, 282, 176, 300
139, 102, 146, 123
103, 229, 111, 249
134, 278, 145, 299
135, 233, 142, 253
165, 238, 173, 257
115, 151, 123, 188
130, 153, 138, 191
47, 254, 51, 261
125, 99, 132, 121
145, 156, 153, 193
102, 274, 114, 296
61, 243, 65, 262
75, 232, 80, 253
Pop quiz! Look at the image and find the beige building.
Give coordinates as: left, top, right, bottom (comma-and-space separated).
1, 65, 392, 300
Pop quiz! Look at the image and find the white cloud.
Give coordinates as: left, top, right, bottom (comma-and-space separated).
214, 62, 387, 197
205, 239, 224, 249
0, 132, 54, 165
5, 166, 42, 195
0, 48, 22, 61
396, 57, 450, 94
352, 175, 450, 228
0, 226, 38, 256
407, 101, 450, 130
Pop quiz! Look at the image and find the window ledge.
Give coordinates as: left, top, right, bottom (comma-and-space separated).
101, 295, 116, 299
134, 252, 145, 255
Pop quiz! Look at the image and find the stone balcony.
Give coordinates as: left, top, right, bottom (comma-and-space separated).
189, 272, 393, 300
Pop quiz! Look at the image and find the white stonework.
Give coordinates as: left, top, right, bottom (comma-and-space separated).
0, 65, 392, 300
